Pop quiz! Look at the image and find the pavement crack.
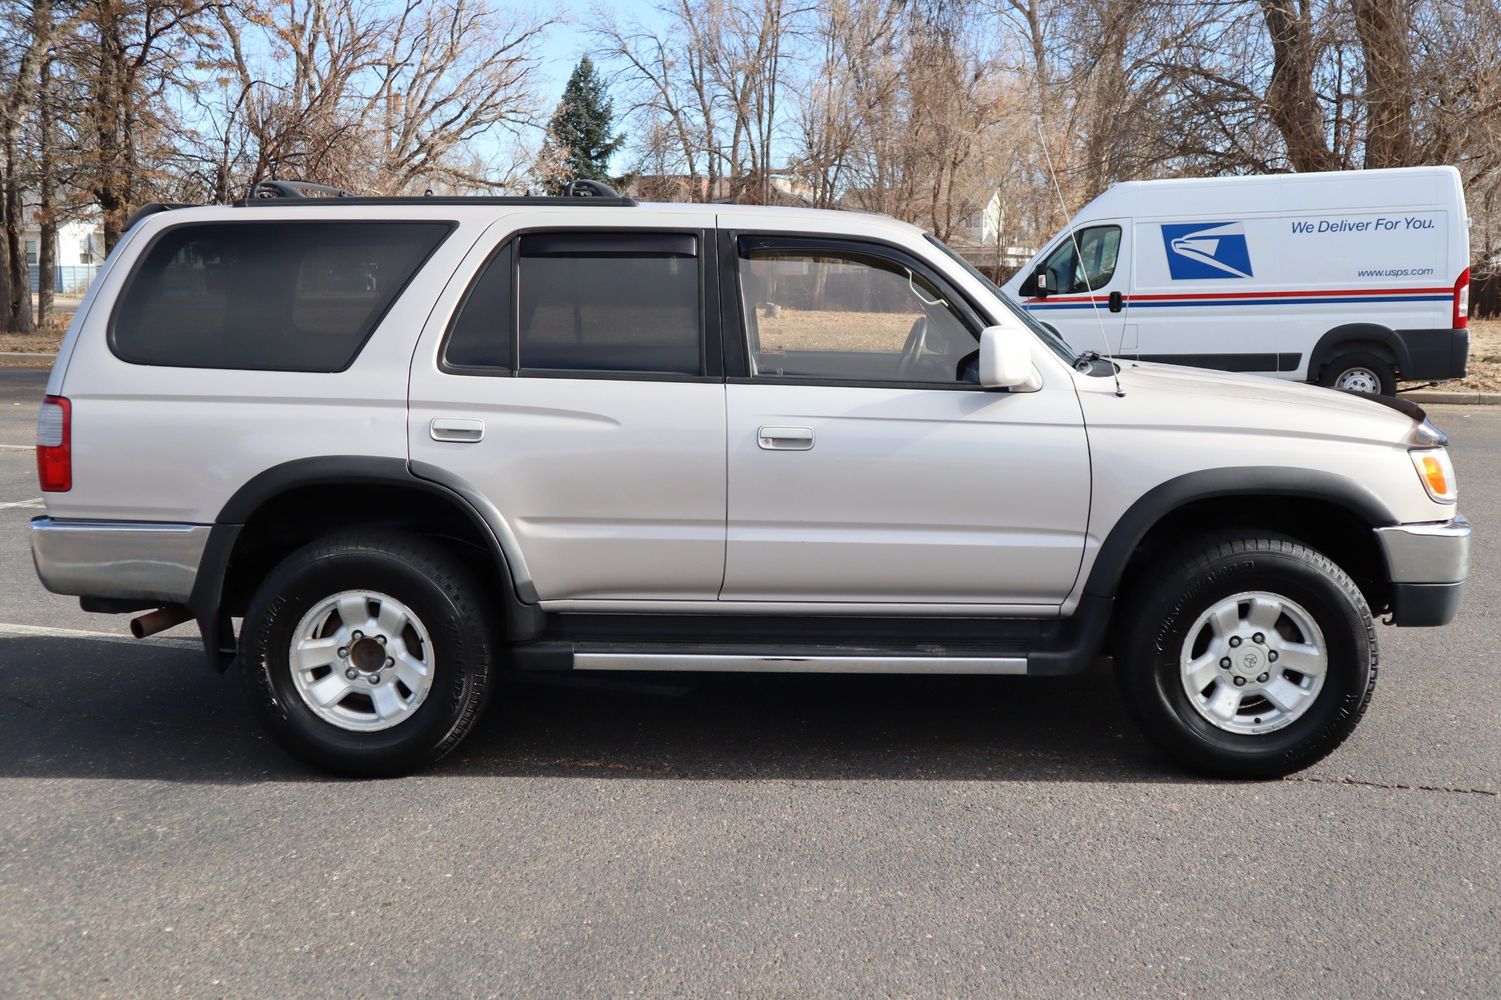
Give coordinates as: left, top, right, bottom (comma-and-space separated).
1286, 774, 1498, 797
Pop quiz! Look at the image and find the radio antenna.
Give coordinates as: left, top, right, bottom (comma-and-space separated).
1034, 121, 1125, 397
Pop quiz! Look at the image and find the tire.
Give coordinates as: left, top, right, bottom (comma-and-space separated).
1117, 534, 1377, 779
1318, 351, 1397, 395
240, 532, 495, 776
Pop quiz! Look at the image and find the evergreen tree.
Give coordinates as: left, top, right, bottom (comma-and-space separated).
540, 57, 624, 192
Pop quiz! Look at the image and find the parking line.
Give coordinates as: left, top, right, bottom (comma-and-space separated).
0, 498, 43, 509
0, 622, 200, 649
0, 444, 33, 450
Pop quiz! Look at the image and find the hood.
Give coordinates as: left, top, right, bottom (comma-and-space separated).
1080, 360, 1420, 445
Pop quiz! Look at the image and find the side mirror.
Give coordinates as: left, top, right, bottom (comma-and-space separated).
979, 325, 1041, 391
1030, 266, 1051, 299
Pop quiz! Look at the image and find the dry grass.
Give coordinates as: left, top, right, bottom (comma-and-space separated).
755, 308, 917, 353
1437, 318, 1501, 392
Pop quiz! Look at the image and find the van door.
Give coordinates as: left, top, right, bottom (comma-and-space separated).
407, 210, 727, 604
1017, 221, 1132, 356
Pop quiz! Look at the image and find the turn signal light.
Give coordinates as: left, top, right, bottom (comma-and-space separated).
1410, 448, 1456, 503
36, 395, 71, 493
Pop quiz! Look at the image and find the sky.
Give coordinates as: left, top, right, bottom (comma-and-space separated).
527, 0, 670, 172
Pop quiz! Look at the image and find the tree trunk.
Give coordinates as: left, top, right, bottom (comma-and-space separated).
37, 54, 55, 328
1352, 0, 1412, 168
1259, 0, 1341, 172
3, 136, 35, 333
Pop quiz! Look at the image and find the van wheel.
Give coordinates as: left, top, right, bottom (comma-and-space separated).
1319, 351, 1396, 395
239, 533, 494, 776
1117, 535, 1377, 778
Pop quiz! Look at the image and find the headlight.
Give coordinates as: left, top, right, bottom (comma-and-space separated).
1410, 448, 1457, 503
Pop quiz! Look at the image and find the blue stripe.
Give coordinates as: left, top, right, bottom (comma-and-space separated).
1026, 294, 1451, 311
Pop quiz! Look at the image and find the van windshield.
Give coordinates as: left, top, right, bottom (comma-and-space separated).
923, 233, 1078, 365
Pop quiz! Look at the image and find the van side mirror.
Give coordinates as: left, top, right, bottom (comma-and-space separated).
979, 325, 1041, 391
1021, 265, 1051, 299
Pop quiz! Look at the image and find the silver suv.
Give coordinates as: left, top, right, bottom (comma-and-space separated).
31, 182, 1471, 776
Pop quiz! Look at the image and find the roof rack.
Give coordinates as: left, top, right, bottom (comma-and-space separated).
249, 179, 354, 200
236, 177, 638, 208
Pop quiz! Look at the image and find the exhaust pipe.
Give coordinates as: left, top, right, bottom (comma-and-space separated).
130, 605, 193, 639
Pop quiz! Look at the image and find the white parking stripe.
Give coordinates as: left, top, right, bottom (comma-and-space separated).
0, 498, 43, 509
0, 622, 200, 649
0, 443, 33, 450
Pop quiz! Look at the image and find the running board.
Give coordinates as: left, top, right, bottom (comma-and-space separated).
575, 651, 1027, 675
510, 596, 1114, 678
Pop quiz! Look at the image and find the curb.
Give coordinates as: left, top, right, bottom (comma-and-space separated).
0, 352, 54, 362
1402, 390, 1501, 406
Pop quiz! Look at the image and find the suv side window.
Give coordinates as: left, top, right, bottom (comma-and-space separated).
737, 240, 978, 384
443, 243, 514, 371
516, 232, 701, 375
111, 221, 451, 372
1027, 225, 1121, 295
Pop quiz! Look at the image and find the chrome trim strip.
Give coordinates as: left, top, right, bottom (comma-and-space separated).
29, 517, 210, 604
1374, 515, 1471, 584
574, 652, 1029, 674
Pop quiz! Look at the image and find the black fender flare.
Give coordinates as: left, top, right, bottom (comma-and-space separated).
188, 456, 543, 670
1082, 466, 1399, 600
1308, 323, 1409, 380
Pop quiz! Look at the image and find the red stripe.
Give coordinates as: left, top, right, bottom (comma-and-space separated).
1026, 285, 1451, 305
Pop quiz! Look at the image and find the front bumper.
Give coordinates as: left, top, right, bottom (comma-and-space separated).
30, 516, 210, 605
1374, 515, 1470, 626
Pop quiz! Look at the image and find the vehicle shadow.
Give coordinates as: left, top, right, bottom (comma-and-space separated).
0, 635, 1202, 785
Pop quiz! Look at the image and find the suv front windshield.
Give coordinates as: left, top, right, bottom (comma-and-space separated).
923, 233, 1078, 365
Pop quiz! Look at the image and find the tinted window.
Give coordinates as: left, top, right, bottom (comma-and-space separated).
444, 243, 514, 370
739, 246, 976, 383
517, 232, 700, 374
112, 221, 451, 372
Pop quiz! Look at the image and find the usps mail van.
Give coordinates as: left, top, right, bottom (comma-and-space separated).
1002, 166, 1470, 394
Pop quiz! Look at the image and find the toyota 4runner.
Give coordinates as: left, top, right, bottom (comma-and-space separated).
30, 181, 1471, 777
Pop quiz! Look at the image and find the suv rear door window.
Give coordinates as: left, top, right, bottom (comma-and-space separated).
516, 232, 701, 375
111, 221, 451, 372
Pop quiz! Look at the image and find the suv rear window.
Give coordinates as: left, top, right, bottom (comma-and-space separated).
111, 221, 451, 372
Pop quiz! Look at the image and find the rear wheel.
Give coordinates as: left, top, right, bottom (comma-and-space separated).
1319, 351, 1397, 395
1117, 535, 1377, 778
240, 533, 494, 776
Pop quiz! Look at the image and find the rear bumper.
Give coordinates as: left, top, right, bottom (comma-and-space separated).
1374, 515, 1470, 626
1395, 327, 1469, 381
30, 516, 209, 605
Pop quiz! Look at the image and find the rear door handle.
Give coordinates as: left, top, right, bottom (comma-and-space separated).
430, 417, 485, 443
757, 425, 814, 451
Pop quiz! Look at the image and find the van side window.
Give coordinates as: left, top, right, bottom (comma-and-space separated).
516, 232, 701, 375
111, 221, 451, 372
443, 243, 515, 371
1034, 225, 1121, 294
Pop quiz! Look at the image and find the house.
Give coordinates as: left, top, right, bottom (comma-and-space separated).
23, 208, 106, 296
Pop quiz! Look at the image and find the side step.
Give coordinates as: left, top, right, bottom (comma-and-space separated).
574, 649, 1026, 675
512, 596, 1113, 677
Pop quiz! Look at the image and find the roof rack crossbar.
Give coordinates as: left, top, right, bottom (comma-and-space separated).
249, 180, 354, 200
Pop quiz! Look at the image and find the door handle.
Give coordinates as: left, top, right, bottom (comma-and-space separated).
1108, 290, 1123, 313
430, 417, 485, 443
758, 425, 814, 451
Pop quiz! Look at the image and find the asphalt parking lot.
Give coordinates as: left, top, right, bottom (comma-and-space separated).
1, 365, 1497, 997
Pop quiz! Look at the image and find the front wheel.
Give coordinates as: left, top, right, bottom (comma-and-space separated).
1117, 535, 1377, 778
240, 533, 495, 776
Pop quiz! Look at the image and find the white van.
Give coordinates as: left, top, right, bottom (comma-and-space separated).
1002, 166, 1470, 394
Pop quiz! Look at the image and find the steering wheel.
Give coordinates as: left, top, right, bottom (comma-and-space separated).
896, 316, 929, 378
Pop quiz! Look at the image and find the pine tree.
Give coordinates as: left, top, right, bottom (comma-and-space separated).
539, 57, 624, 193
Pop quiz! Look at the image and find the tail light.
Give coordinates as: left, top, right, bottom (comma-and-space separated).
1454, 268, 1469, 330
36, 395, 71, 492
